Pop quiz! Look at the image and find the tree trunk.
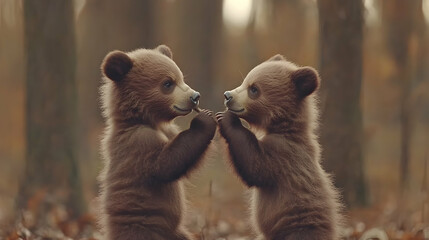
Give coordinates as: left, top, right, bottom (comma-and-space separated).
75, 0, 157, 197
318, 0, 367, 207
175, 0, 223, 110
382, 0, 425, 191
19, 0, 84, 217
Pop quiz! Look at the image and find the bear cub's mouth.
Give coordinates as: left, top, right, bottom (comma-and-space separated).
173, 105, 193, 113
227, 107, 245, 113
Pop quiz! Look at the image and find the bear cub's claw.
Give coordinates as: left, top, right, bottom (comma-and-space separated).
191, 109, 217, 136
216, 111, 242, 139
216, 111, 240, 127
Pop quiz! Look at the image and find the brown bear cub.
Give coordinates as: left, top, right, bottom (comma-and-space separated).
99, 45, 216, 240
216, 55, 342, 240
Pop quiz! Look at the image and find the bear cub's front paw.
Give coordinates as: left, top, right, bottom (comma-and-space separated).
215, 111, 242, 137
191, 109, 217, 136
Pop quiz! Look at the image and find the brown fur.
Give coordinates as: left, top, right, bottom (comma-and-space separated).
216, 56, 343, 240
99, 45, 216, 240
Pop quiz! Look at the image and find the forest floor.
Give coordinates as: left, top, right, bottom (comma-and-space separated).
2, 141, 428, 240
1, 198, 428, 240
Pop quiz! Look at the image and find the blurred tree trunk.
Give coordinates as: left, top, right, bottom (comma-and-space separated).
270, 0, 312, 63
175, 0, 223, 110
19, 0, 84, 217
382, 0, 425, 191
318, 0, 367, 207
76, 0, 157, 197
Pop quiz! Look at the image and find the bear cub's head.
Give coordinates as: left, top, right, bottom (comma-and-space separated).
101, 45, 200, 125
223, 54, 320, 128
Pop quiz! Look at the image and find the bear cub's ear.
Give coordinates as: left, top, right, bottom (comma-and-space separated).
291, 67, 320, 98
267, 54, 285, 62
156, 45, 173, 59
102, 50, 133, 81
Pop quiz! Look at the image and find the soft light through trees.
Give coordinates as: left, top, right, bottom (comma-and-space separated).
364, 0, 381, 26
423, 0, 429, 23
222, 0, 253, 33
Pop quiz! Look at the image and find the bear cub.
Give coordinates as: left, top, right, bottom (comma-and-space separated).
217, 55, 342, 240
99, 45, 216, 240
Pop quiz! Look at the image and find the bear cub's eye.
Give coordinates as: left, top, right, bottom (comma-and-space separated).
161, 78, 175, 94
250, 86, 258, 93
163, 79, 174, 88
248, 85, 260, 99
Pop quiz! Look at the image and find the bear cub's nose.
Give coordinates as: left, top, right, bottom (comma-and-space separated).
224, 91, 233, 102
190, 91, 200, 105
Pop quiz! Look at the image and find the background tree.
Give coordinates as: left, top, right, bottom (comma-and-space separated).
19, 0, 84, 217
175, 0, 223, 110
382, 0, 425, 191
318, 0, 367, 207
76, 0, 157, 197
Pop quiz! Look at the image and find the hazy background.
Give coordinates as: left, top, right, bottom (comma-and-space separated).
0, 0, 429, 239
